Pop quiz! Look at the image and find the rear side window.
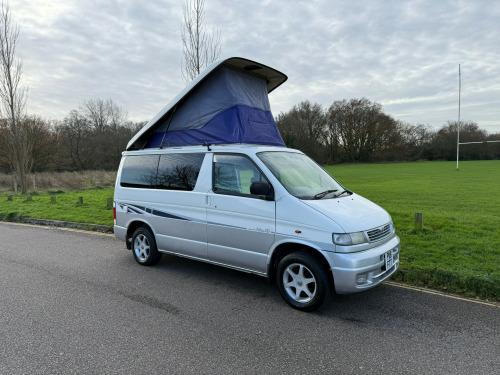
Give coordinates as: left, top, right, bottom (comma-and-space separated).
120, 155, 159, 188
157, 153, 204, 191
120, 153, 204, 191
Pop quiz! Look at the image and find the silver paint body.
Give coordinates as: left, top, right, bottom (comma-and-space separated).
114, 145, 400, 294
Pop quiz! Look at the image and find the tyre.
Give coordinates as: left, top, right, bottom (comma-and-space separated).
131, 227, 162, 266
276, 251, 330, 311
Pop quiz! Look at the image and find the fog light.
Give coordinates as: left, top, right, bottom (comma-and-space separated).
356, 273, 368, 285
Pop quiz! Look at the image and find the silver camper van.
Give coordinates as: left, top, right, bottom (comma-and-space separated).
114, 58, 400, 311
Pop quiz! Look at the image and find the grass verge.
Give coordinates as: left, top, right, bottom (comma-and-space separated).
0, 188, 114, 226
325, 160, 500, 301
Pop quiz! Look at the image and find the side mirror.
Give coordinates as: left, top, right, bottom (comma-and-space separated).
250, 181, 273, 200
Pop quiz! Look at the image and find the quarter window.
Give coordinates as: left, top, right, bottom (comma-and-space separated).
120, 155, 159, 188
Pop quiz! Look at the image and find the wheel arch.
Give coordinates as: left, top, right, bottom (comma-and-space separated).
267, 241, 334, 288
125, 220, 155, 250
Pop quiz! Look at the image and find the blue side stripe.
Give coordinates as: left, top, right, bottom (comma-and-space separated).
124, 203, 193, 222
206, 221, 245, 230
119, 202, 274, 233
151, 209, 188, 221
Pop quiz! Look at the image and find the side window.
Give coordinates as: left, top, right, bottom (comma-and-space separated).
120, 155, 159, 188
213, 154, 270, 197
157, 153, 204, 191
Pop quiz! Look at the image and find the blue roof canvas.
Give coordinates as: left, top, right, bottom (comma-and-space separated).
127, 57, 287, 150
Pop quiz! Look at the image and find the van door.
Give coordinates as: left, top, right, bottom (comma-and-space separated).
206, 153, 275, 273
150, 153, 207, 258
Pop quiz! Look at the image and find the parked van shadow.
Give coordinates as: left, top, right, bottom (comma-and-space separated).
149, 253, 403, 325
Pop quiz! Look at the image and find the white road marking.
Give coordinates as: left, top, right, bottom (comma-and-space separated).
1, 221, 115, 237
384, 280, 499, 308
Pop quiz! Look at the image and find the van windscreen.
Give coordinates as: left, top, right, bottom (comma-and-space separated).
257, 151, 344, 200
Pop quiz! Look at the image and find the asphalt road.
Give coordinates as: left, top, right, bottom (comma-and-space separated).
1, 222, 499, 375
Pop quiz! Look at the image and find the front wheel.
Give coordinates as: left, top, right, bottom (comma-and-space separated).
132, 227, 162, 266
276, 252, 330, 311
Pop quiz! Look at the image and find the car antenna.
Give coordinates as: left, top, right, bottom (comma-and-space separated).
203, 142, 212, 151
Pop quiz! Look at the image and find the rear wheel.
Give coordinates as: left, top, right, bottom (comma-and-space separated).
276, 252, 330, 311
132, 227, 162, 266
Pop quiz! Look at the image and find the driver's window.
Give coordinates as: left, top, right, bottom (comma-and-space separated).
213, 154, 268, 196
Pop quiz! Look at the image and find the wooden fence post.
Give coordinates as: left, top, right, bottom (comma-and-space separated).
51, 195, 56, 204
415, 213, 424, 231
78, 196, 83, 205
107, 197, 113, 209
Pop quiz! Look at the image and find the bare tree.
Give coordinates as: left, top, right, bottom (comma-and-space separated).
276, 101, 327, 161
77, 98, 129, 168
79, 98, 128, 132
327, 98, 398, 161
80, 98, 109, 132
181, 0, 222, 83
0, 1, 29, 193
24, 115, 57, 172
58, 110, 94, 170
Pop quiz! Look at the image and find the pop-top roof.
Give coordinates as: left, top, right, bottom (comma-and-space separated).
126, 57, 288, 151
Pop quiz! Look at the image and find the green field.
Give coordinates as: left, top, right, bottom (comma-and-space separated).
325, 160, 500, 300
1, 160, 499, 300
0, 188, 114, 226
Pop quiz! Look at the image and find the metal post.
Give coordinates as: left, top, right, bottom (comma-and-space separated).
456, 64, 461, 170
415, 213, 424, 231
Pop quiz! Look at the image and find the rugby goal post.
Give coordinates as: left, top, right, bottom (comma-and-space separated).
456, 65, 500, 169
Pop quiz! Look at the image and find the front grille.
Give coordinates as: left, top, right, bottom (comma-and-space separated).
366, 224, 391, 242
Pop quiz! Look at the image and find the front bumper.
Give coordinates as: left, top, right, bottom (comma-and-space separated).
326, 235, 400, 294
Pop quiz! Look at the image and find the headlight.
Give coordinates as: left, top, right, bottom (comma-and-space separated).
332, 232, 368, 246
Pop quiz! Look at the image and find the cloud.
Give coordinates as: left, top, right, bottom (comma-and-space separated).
10, 0, 500, 133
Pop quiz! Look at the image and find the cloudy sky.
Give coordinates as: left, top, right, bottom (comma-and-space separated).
11, 0, 500, 133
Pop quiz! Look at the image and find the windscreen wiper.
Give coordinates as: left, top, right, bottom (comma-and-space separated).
313, 189, 337, 200
333, 189, 352, 198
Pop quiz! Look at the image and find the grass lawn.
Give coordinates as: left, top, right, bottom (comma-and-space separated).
0, 188, 114, 226
324, 160, 500, 300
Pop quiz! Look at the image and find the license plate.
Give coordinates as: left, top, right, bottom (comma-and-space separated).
385, 251, 393, 270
